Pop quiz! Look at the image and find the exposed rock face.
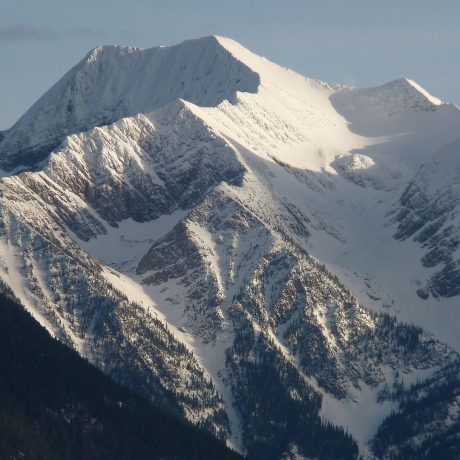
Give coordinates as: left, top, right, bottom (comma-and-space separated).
393, 138, 460, 297
0, 192, 230, 439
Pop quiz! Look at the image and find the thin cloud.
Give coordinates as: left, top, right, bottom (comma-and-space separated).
0, 25, 106, 42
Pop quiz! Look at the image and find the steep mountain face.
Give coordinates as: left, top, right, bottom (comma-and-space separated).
393, 137, 460, 298
1, 35, 460, 459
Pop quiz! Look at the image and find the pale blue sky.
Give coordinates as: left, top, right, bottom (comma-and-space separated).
1, 0, 459, 130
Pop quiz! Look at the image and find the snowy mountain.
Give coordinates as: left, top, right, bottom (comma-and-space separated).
0, 36, 259, 171
1, 36, 460, 459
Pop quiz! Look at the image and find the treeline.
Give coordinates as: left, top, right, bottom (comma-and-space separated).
371, 359, 460, 460
226, 311, 359, 460
0, 290, 243, 460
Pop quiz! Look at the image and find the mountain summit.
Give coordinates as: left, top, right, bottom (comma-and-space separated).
0, 36, 450, 172
1, 36, 460, 460
0, 36, 259, 170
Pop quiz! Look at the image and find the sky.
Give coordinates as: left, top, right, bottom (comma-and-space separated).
1, 0, 460, 130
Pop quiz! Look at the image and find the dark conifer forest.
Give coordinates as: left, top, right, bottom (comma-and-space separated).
0, 290, 244, 460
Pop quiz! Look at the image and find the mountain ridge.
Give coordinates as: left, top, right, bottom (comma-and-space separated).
0, 35, 260, 171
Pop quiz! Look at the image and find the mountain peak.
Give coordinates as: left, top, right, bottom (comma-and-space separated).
386, 77, 442, 106
0, 36, 260, 171
331, 76, 445, 123
0, 36, 450, 173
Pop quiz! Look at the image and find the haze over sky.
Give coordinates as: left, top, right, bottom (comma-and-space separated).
1, 0, 459, 130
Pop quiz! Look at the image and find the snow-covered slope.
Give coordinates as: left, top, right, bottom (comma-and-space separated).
0, 36, 259, 170
1, 35, 460, 460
